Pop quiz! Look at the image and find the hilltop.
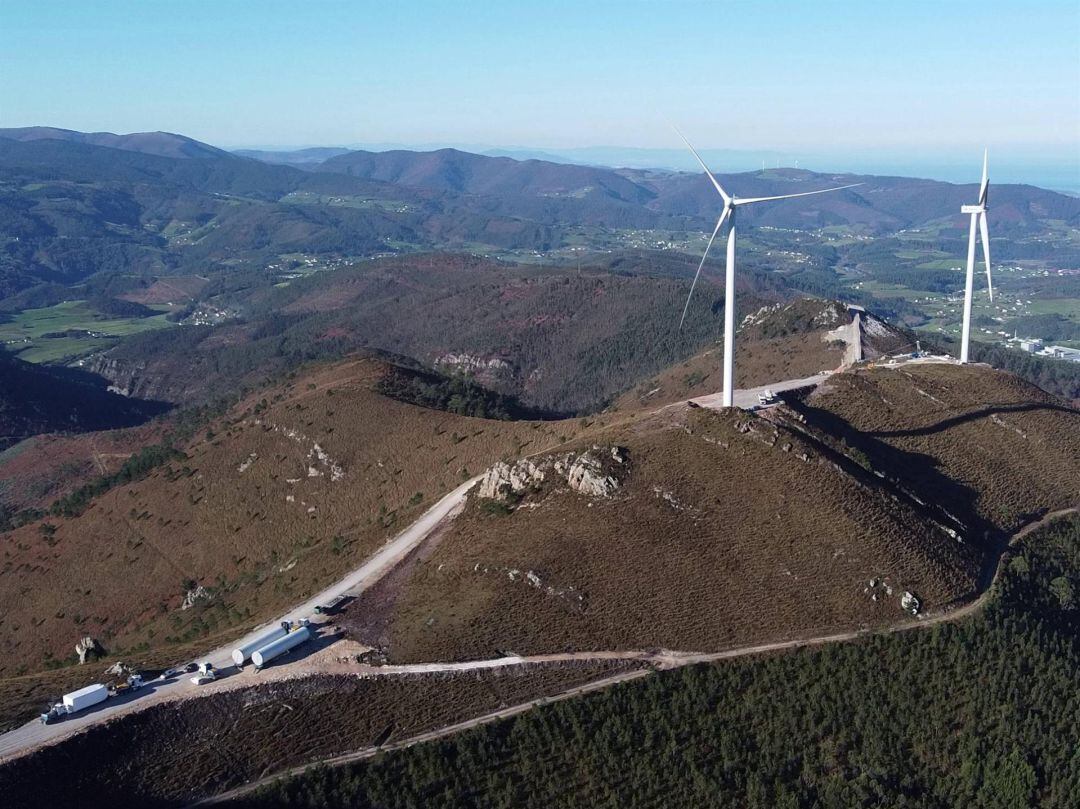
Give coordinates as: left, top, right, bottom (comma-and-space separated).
336, 362, 1077, 664
0, 127, 230, 160
612, 299, 911, 411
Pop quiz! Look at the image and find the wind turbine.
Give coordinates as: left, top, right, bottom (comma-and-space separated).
959, 150, 993, 364
676, 128, 861, 407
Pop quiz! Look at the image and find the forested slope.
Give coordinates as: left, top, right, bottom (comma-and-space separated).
233, 514, 1080, 809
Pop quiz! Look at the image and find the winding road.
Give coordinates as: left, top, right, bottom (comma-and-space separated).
0, 360, 1068, 795
195, 504, 1078, 807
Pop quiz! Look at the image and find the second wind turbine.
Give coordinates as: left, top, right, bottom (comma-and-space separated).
676, 128, 861, 407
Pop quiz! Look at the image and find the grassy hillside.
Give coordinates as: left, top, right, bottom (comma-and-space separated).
797, 364, 1080, 538
335, 363, 1077, 666
232, 514, 1080, 809
0, 357, 572, 679
343, 399, 981, 664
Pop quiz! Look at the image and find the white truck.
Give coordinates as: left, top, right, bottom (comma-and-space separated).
190, 661, 217, 686
40, 683, 109, 724
757, 390, 779, 406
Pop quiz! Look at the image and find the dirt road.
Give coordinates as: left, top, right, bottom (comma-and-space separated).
0, 475, 480, 763
192, 504, 1079, 806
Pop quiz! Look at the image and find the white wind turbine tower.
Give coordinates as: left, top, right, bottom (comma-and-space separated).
676, 128, 861, 406
959, 150, 993, 363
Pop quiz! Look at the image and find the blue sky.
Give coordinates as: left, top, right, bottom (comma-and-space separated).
1, 1, 1077, 184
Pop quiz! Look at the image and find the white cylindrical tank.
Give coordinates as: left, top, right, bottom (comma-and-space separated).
63, 683, 108, 713
231, 625, 290, 667
251, 627, 311, 669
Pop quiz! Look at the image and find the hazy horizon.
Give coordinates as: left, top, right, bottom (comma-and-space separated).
2, 2, 1076, 161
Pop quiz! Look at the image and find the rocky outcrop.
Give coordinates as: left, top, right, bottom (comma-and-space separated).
478, 445, 628, 501
181, 584, 213, 611
75, 636, 104, 664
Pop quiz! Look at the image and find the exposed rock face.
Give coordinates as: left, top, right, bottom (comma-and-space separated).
478, 459, 548, 499
180, 584, 213, 611
75, 636, 103, 664
478, 446, 628, 501
560, 447, 625, 497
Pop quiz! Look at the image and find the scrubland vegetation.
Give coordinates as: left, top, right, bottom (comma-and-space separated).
0, 663, 638, 808
232, 515, 1080, 809
0, 358, 571, 687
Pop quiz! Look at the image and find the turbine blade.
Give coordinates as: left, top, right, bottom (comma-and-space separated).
979, 210, 993, 301
979, 148, 989, 206
678, 208, 730, 331
673, 125, 730, 204
734, 183, 863, 205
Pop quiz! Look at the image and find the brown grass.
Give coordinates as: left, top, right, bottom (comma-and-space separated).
802, 364, 1080, 536
611, 331, 844, 413
364, 401, 983, 664
0, 358, 573, 680
0, 423, 168, 512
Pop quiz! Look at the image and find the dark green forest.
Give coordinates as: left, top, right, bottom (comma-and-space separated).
234, 516, 1080, 809
375, 365, 558, 420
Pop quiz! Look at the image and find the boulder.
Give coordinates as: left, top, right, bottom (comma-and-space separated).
75, 636, 103, 664
181, 584, 213, 611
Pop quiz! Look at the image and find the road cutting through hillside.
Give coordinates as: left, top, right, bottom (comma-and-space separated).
0, 364, 1060, 771
191, 504, 1078, 807
0, 474, 481, 763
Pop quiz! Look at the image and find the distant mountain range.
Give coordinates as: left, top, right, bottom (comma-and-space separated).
0, 126, 1077, 301
233, 147, 352, 166
0, 126, 229, 160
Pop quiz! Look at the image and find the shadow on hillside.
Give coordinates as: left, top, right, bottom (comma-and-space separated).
868, 402, 1077, 439
783, 395, 998, 553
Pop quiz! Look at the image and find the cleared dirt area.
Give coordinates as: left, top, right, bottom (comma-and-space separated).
120, 276, 209, 305
611, 331, 844, 413
0, 357, 572, 682
345, 400, 983, 664
0, 663, 638, 808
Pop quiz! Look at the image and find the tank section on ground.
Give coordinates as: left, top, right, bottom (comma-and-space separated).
251, 626, 312, 670
231, 623, 290, 667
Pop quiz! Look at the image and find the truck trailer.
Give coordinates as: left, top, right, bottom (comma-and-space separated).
41, 683, 109, 724
63, 683, 109, 713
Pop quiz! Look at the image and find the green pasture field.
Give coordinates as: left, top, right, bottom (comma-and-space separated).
0, 300, 175, 364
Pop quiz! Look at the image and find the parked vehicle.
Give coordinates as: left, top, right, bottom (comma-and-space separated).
190, 662, 217, 686
315, 594, 353, 615
40, 683, 109, 724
